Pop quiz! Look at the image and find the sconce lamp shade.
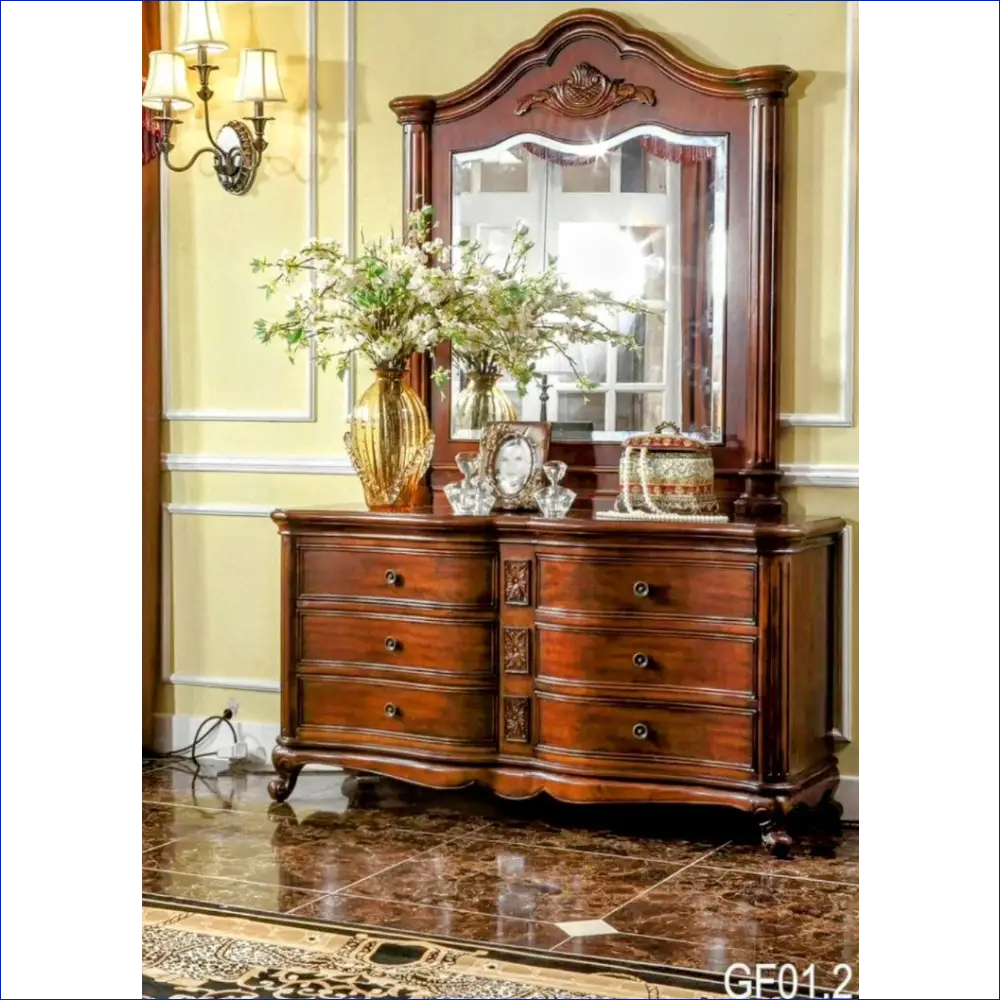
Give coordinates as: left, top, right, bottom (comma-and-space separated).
234, 49, 286, 103
177, 1, 228, 54
142, 51, 194, 112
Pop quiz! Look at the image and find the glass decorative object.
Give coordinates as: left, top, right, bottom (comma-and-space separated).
534, 460, 576, 518
444, 452, 496, 515
344, 367, 434, 511
454, 372, 517, 434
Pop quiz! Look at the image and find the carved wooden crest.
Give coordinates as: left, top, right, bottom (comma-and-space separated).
515, 62, 655, 118
503, 697, 530, 743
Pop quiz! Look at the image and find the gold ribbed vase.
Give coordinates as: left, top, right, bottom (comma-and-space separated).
454, 372, 517, 433
344, 368, 434, 511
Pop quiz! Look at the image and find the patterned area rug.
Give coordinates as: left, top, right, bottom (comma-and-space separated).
142, 904, 721, 998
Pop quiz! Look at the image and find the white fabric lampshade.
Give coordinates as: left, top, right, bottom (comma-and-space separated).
234, 49, 286, 103
177, 1, 228, 54
142, 51, 194, 112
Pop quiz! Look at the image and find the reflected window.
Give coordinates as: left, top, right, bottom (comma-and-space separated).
451, 125, 727, 441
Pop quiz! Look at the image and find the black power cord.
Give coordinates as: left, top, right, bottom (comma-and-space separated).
147, 708, 239, 765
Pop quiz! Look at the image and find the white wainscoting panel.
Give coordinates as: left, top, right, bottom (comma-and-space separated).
160, 0, 320, 422
779, 0, 857, 429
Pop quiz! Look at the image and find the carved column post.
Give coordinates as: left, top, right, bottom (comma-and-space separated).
389, 96, 436, 410
735, 94, 787, 520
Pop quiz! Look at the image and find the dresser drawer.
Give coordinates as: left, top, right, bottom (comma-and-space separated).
537, 625, 755, 696
300, 612, 493, 676
298, 545, 495, 608
536, 693, 754, 770
298, 675, 496, 749
537, 554, 756, 623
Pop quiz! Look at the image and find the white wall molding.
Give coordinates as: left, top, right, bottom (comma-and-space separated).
168, 674, 280, 693
162, 452, 856, 488
779, 0, 858, 429
165, 503, 276, 517
160, 0, 320, 423
780, 464, 859, 489
343, 1, 358, 418
163, 453, 355, 475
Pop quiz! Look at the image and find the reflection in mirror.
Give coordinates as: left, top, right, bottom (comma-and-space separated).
494, 437, 533, 496
451, 125, 727, 443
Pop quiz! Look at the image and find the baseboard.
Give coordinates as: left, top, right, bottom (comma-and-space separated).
151, 712, 858, 821
151, 713, 340, 771
836, 775, 859, 822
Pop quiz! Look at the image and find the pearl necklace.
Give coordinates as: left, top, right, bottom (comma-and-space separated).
595, 510, 730, 523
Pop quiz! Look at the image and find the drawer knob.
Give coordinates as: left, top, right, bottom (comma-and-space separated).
632, 722, 650, 740
633, 652, 650, 668
632, 581, 650, 598
384, 636, 400, 652
384, 570, 399, 586
383, 702, 399, 718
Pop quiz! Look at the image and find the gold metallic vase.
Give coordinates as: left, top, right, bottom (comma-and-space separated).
454, 372, 517, 433
344, 368, 434, 511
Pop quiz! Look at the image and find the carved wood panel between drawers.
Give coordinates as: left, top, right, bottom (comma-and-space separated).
502, 627, 532, 675
503, 696, 531, 743
503, 560, 531, 606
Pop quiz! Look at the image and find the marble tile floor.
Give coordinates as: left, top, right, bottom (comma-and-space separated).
142, 758, 859, 994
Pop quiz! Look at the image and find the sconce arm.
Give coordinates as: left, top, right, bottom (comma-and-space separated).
161, 143, 222, 173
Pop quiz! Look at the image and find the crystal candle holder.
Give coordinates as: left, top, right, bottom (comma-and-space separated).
534, 460, 575, 518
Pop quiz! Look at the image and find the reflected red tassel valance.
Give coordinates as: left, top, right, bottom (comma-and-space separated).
512, 136, 716, 166
142, 83, 163, 166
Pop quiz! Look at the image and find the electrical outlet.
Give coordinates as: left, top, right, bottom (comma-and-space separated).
216, 741, 248, 761
226, 698, 240, 719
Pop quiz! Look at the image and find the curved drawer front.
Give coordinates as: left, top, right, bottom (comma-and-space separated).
300, 612, 493, 676
537, 554, 756, 623
536, 693, 754, 770
298, 675, 496, 750
537, 625, 755, 696
299, 545, 495, 608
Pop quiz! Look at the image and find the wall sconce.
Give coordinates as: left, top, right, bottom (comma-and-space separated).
141, 1, 285, 195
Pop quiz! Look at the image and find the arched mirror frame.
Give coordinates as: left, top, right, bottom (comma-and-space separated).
390, 8, 796, 519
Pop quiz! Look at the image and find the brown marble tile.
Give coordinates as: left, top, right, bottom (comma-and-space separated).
700, 829, 859, 884
142, 763, 349, 815
343, 838, 681, 924
142, 869, 327, 915
142, 802, 254, 852
554, 933, 859, 992
290, 892, 567, 950
143, 811, 448, 894
472, 815, 723, 864
607, 866, 858, 973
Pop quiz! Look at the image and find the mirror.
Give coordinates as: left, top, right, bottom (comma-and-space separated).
450, 125, 727, 443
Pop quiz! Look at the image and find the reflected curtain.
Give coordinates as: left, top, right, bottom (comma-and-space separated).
679, 156, 714, 433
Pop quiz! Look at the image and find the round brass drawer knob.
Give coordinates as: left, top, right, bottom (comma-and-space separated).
633, 653, 650, 668
384, 637, 400, 652
632, 722, 650, 740
384, 570, 399, 586
632, 581, 650, 598
383, 703, 399, 718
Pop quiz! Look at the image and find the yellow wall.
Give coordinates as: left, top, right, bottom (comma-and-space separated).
159, 1, 858, 776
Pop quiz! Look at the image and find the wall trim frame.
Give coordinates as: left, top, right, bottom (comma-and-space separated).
779, 0, 857, 429
159, 0, 320, 423
162, 453, 857, 489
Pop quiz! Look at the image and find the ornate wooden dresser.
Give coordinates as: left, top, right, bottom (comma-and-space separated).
270, 508, 843, 854
267, 10, 846, 855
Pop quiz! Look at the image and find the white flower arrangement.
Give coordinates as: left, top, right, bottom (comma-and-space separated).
433, 221, 645, 396
252, 209, 644, 393
251, 206, 458, 377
